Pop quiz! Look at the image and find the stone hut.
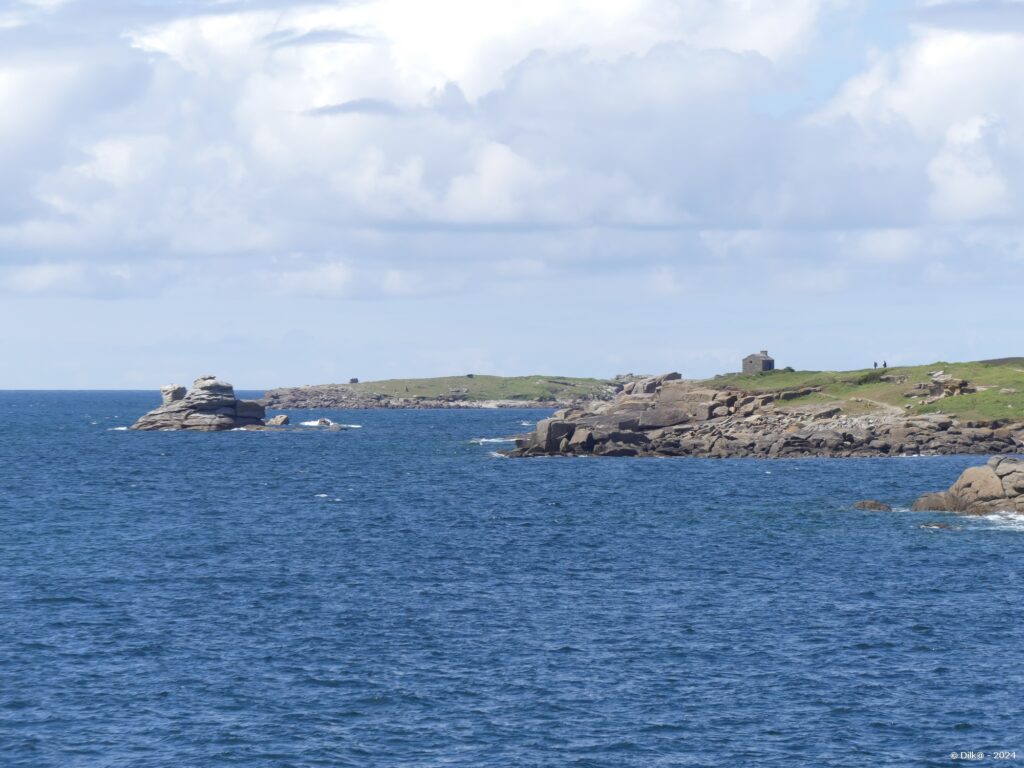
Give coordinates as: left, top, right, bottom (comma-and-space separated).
743, 350, 775, 374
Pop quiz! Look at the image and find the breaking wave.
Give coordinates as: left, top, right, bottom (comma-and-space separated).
972, 510, 1024, 532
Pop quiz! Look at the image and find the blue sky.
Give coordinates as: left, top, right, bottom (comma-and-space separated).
1, 0, 1022, 388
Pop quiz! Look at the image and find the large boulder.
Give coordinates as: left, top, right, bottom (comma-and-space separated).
911, 457, 1024, 514
536, 418, 575, 451
131, 376, 266, 431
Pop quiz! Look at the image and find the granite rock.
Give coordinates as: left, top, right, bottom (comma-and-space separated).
507, 374, 1024, 459
911, 457, 1024, 514
131, 376, 266, 431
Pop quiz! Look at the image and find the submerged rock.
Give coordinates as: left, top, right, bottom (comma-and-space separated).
131, 376, 266, 431
853, 500, 892, 512
911, 457, 1024, 515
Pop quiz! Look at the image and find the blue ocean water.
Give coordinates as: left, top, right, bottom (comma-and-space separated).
1, 392, 1022, 767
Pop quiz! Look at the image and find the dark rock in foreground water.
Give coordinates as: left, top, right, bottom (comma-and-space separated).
132, 375, 266, 431
854, 500, 893, 512
911, 457, 1024, 515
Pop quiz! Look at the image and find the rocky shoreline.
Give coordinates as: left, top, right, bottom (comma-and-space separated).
261, 384, 607, 410
508, 373, 1024, 458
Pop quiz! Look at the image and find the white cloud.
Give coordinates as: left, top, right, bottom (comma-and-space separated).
276, 261, 355, 298
928, 116, 1011, 220
443, 142, 553, 222
838, 228, 940, 264
6, 0, 1024, 384
1, 260, 148, 298
817, 21, 1024, 227
822, 28, 1024, 137
649, 265, 685, 296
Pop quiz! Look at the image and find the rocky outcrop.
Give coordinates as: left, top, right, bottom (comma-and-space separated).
911, 457, 1024, 514
507, 374, 1024, 458
903, 369, 981, 405
132, 375, 266, 431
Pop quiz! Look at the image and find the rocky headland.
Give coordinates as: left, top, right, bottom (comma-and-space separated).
262, 377, 622, 410
911, 457, 1024, 515
132, 376, 268, 431
508, 373, 1024, 458
262, 386, 558, 410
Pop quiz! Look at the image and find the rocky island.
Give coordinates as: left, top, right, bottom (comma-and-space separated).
508, 365, 1024, 458
132, 375, 267, 431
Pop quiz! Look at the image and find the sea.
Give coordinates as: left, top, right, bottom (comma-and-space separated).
1, 391, 1022, 767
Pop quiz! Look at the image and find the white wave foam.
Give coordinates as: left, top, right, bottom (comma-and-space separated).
489, 451, 508, 458
298, 419, 360, 428
471, 437, 516, 445
973, 510, 1024, 531
314, 493, 329, 498
519, 421, 533, 426
108, 426, 129, 431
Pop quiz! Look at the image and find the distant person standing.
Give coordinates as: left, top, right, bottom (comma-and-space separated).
874, 362, 878, 369
883, 361, 887, 369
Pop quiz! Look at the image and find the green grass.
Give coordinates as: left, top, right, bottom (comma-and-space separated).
348, 375, 617, 402
706, 359, 1024, 422
291, 360, 1024, 418
914, 387, 1024, 420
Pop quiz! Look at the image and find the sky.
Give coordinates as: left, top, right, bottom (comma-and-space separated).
1, 0, 1023, 388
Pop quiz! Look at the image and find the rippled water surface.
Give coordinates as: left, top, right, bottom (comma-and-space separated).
2, 392, 1022, 767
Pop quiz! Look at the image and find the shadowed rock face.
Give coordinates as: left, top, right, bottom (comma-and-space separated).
912, 457, 1024, 515
131, 376, 266, 431
507, 373, 1024, 459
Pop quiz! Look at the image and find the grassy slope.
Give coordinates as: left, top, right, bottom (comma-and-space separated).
706, 359, 1024, 421
346, 375, 617, 402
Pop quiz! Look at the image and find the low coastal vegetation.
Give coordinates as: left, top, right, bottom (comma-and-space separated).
340, 374, 617, 402
262, 375, 622, 409
264, 359, 1024, 419
708, 358, 1024, 422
